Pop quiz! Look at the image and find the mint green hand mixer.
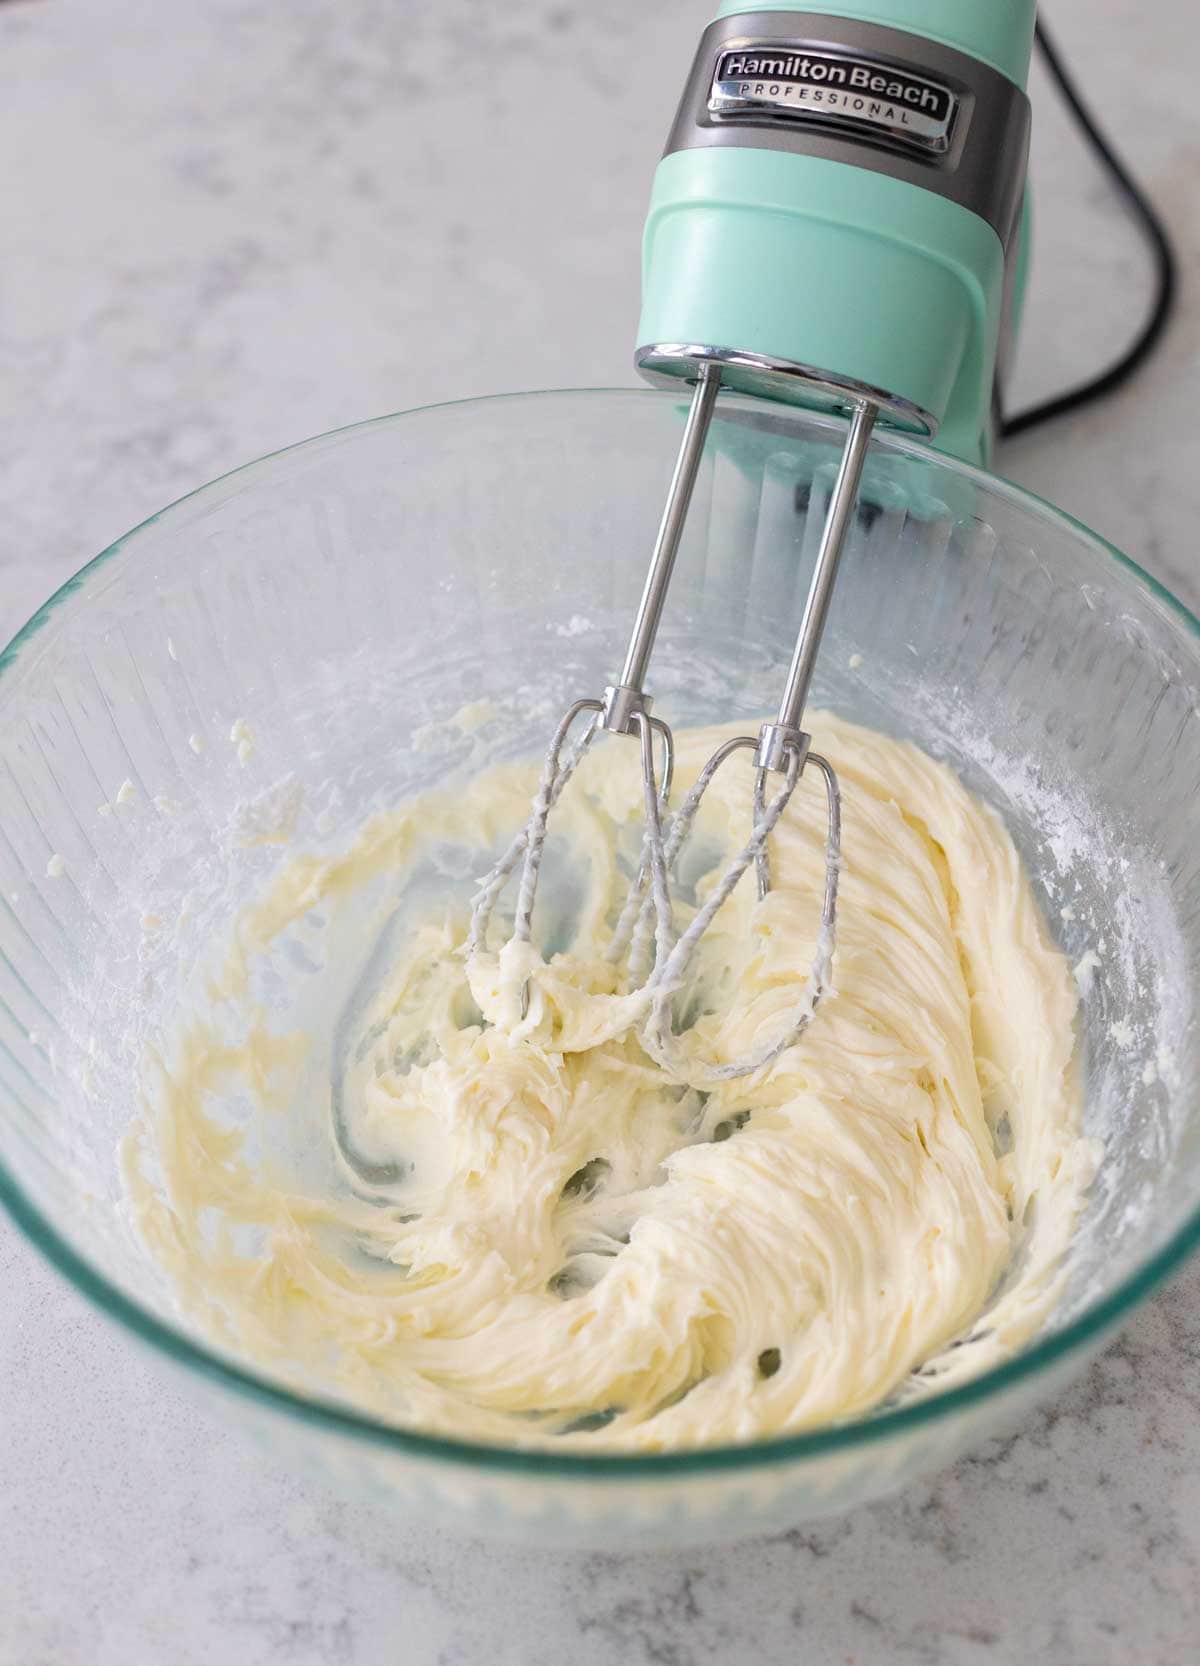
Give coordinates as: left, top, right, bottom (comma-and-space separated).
470, 0, 1035, 1079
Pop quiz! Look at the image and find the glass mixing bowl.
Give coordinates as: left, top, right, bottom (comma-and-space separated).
1, 389, 1197, 1548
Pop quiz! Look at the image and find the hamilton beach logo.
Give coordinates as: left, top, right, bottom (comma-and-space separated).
709, 44, 958, 151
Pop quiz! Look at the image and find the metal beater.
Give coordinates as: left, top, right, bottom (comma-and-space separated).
468, 0, 1035, 1079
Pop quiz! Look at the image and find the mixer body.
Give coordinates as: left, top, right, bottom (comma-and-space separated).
636, 0, 1035, 463
469, 0, 1040, 1080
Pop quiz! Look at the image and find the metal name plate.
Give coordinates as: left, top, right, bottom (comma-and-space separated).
709, 42, 959, 154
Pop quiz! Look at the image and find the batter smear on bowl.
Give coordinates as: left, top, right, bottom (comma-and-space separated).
123, 714, 1097, 1451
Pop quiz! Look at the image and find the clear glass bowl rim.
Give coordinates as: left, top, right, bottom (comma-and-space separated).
2, 386, 1198, 1479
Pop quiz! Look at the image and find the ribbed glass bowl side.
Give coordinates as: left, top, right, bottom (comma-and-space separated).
0, 389, 1197, 1546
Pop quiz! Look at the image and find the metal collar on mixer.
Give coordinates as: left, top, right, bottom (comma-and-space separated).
636, 343, 936, 434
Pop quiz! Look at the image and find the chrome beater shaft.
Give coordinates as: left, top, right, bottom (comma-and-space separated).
467, 364, 721, 965
639, 398, 876, 1081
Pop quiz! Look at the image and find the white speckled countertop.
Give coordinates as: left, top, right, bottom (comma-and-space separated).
2, 2, 1198, 1661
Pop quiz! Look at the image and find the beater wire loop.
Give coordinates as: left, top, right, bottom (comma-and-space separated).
615, 734, 758, 980
466, 698, 601, 957
642, 748, 842, 1084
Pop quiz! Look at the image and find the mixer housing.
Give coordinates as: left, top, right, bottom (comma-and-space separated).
636, 1, 1036, 463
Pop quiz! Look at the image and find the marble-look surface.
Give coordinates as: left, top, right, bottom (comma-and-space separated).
1, 1, 1198, 1661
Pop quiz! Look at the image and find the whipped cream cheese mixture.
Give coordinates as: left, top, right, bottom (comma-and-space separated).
124, 714, 1096, 1451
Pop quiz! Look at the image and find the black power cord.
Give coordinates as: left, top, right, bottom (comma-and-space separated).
999, 14, 1179, 440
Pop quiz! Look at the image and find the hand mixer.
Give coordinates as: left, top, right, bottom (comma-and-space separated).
470, 0, 1034, 1080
